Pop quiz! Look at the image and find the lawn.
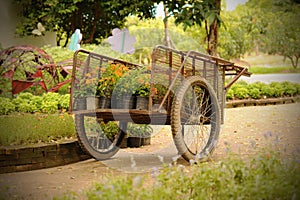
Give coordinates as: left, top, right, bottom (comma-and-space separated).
244, 53, 300, 74
0, 113, 75, 146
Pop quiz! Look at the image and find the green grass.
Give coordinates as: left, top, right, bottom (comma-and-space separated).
249, 66, 300, 74
244, 53, 300, 74
0, 113, 75, 146
57, 147, 300, 200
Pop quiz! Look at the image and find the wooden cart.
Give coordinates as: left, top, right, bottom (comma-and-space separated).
69, 45, 251, 162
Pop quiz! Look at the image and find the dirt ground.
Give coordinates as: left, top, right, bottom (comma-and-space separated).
0, 103, 299, 200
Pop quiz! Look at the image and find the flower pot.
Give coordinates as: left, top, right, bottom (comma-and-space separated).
136, 96, 149, 110
127, 136, 151, 147
142, 137, 151, 146
98, 97, 111, 109
116, 95, 136, 109
86, 96, 100, 110
119, 137, 127, 148
127, 137, 143, 148
75, 97, 87, 110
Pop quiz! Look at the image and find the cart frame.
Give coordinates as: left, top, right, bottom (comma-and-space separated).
69, 45, 251, 162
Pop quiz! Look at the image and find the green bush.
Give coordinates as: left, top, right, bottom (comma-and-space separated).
0, 97, 15, 115
41, 92, 61, 114
248, 88, 261, 99
12, 93, 37, 113
269, 82, 284, 97
226, 89, 234, 100
59, 94, 70, 110
234, 87, 249, 99
281, 81, 298, 96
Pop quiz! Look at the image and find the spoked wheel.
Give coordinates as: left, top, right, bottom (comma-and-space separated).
75, 114, 126, 160
171, 76, 221, 162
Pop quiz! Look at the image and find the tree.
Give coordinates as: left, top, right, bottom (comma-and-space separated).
246, 0, 300, 68
164, 0, 222, 56
14, 0, 156, 46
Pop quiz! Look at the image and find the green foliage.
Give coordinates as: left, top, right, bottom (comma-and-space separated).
100, 121, 119, 141
1, 92, 70, 115
41, 92, 61, 114
269, 82, 284, 97
77, 149, 300, 200
0, 113, 75, 145
127, 123, 153, 137
0, 97, 15, 115
227, 81, 300, 100
59, 94, 70, 110
281, 81, 298, 96
14, 0, 156, 46
233, 87, 249, 99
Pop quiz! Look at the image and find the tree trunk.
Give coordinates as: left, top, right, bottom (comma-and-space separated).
163, 3, 171, 48
83, 2, 100, 43
206, 0, 221, 56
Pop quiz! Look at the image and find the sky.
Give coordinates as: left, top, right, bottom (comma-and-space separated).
226, 0, 248, 11
156, 0, 249, 17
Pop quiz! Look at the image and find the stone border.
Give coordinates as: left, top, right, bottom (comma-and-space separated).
226, 96, 299, 108
0, 140, 91, 174
1, 96, 299, 174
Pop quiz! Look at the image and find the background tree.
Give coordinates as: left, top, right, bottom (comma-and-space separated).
258, 0, 300, 68
14, 0, 156, 46
164, 0, 222, 56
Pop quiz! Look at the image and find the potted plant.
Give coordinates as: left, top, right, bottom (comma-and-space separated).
97, 63, 129, 108
73, 69, 99, 110
113, 66, 155, 109
127, 123, 152, 147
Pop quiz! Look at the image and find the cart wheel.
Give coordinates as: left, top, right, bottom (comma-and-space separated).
171, 76, 221, 162
75, 114, 126, 160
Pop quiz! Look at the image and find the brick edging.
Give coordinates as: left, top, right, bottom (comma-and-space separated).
226, 96, 299, 108
0, 140, 91, 174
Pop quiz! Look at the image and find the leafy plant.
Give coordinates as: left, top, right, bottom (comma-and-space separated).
226, 89, 234, 100
234, 87, 249, 99
100, 121, 119, 141
97, 63, 129, 97
0, 97, 15, 115
127, 123, 153, 137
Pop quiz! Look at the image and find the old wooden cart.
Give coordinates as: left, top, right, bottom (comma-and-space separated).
69, 45, 251, 162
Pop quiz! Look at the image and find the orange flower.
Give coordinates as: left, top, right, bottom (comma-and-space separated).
85, 79, 91, 84
85, 73, 91, 78
138, 78, 144, 84
115, 69, 123, 77
100, 68, 106, 73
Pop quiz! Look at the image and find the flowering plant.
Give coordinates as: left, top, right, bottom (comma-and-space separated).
74, 68, 99, 98
114, 66, 157, 97
96, 63, 129, 97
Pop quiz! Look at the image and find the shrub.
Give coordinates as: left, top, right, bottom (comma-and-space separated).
59, 94, 70, 111
269, 82, 284, 97
234, 87, 249, 99
41, 92, 61, 113
12, 93, 37, 113
248, 88, 261, 99
260, 84, 274, 98
281, 81, 298, 96
0, 97, 15, 115
226, 89, 234, 100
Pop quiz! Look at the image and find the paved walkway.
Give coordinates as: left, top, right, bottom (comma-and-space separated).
239, 73, 300, 83
0, 103, 299, 199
